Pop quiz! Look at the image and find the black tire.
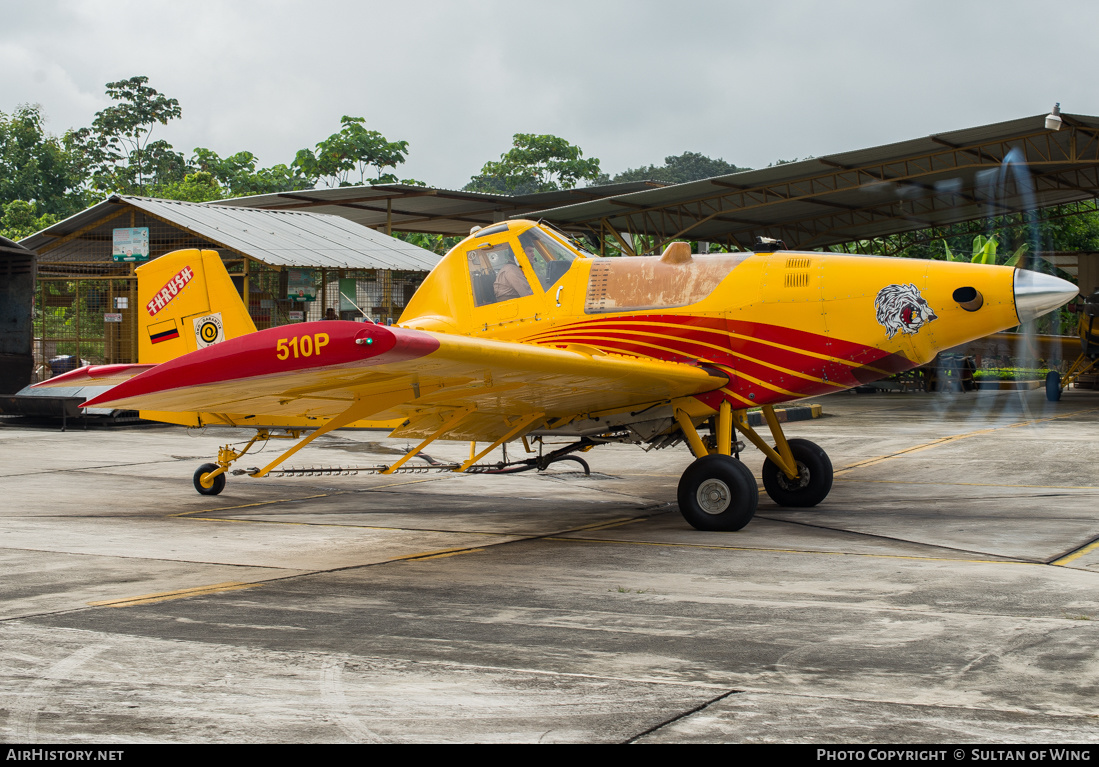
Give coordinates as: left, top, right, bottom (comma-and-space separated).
1046, 370, 1062, 402
677, 454, 758, 531
761, 438, 833, 507
193, 463, 226, 496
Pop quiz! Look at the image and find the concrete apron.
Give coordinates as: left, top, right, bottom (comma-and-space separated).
1, 388, 1099, 743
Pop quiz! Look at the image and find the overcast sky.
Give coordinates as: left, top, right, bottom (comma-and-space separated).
1, 0, 1092, 190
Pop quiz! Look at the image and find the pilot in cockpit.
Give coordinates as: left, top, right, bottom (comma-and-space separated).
491, 251, 534, 301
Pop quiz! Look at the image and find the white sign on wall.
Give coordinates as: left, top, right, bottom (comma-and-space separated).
112, 227, 150, 262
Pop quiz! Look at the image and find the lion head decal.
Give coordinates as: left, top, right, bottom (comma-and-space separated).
875, 283, 938, 340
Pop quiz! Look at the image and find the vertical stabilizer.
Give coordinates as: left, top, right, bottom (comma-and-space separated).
136, 249, 257, 364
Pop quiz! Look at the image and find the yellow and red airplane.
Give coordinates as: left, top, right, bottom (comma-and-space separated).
36, 219, 1076, 531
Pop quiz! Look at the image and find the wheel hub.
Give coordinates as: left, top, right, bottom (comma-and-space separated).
776, 461, 810, 492
696, 478, 732, 515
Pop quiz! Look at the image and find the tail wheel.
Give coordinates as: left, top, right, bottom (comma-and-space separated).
193, 463, 226, 496
761, 438, 833, 507
677, 454, 758, 531
1046, 370, 1062, 402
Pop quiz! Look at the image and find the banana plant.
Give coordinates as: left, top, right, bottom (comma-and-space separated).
943, 235, 1028, 266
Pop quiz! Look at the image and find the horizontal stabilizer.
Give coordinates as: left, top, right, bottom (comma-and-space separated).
31, 364, 158, 389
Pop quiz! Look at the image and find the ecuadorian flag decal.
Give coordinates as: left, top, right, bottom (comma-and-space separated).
149, 319, 180, 345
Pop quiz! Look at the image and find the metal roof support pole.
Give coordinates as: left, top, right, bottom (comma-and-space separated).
74, 278, 80, 366
129, 263, 138, 363
242, 258, 250, 314
602, 218, 636, 257
383, 270, 393, 323
386, 198, 392, 236
107, 279, 115, 364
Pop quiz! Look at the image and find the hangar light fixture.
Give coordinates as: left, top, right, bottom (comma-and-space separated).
1045, 103, 1063, 131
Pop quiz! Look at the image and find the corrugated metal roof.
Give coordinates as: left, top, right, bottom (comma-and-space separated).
21, 195, 441, 270
214, 181, 668, 236
518, 113, 1099, 251
1, 235, 31, 256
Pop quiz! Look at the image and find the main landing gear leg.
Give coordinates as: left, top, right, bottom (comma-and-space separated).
673, 401, 758, 531
749, 405, 833, 508
672, 401, 834, 530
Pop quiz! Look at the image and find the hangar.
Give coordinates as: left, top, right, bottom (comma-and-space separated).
18, 195, 439, 377
214, 181, 667, 236
220, 112, 1099, 277
13, 109, 1099, 385
519, 111, 1099, 261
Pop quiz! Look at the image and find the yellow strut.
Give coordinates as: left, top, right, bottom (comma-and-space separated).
730, 407, 798, 479
457, 413, 544, 472
198, 429, 293, 489
382, 409, 474, 474
716, 401, 733, 456
249, 396, 401, 478
761, 405, 797, 473
674, 408, 709, 459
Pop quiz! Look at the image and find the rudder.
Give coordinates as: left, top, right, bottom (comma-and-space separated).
136, 249, 257, 364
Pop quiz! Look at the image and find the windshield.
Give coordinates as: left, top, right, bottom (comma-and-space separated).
517, 227, 579, 291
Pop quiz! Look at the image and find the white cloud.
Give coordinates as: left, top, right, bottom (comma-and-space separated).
1, 0, 1094, 189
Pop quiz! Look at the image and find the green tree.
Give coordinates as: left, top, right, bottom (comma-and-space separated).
72, 76, 183, 194
0, 105, 87, 217
611, 151, 748, 185
150, 171, 225, 203
190, 147, 314, 196
1, 199, 59, 240
294, 116, 411, 188
465, 133, 601, 195
394, 231, 462, 255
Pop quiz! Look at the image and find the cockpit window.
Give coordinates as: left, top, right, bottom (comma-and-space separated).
517, 228, 579, 291
468, 242, 534, 307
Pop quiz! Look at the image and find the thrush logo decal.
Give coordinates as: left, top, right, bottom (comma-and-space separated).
146, 266, 194, 316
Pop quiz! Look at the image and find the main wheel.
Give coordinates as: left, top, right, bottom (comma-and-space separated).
677, 454, 758, 531
193, 463, 226, 496
761, 438, 833, 507
1046, 370, 1062, 402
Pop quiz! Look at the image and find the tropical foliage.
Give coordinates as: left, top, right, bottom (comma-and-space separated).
0, 76, 421, 239
465, 133, 602, 195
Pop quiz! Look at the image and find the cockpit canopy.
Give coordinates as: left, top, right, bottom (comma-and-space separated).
467, 224, 583, 306
399, 220, 590, 330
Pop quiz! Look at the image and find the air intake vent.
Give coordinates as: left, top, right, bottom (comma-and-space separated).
784, 272, 810, 288
785, 257, 811, 269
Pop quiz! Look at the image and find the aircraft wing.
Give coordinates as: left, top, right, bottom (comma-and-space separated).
78, 321, 727, 440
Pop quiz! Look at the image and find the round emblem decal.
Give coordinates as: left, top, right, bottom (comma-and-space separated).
192, 312, 225, 348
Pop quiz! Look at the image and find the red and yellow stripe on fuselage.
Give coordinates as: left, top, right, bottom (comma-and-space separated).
502, 251, 1020, 411
522, 314, 913, 408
